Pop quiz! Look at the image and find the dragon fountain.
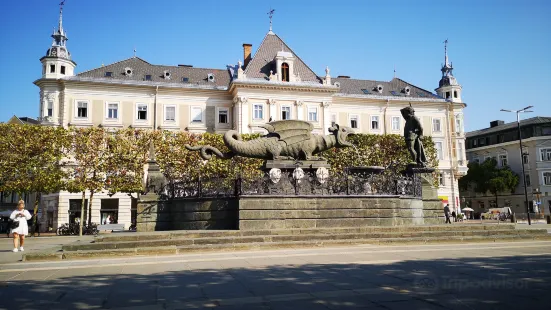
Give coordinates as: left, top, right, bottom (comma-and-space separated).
185, 120, 354, 161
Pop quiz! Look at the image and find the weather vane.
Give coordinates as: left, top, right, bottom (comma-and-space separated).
268, 8, 275, 32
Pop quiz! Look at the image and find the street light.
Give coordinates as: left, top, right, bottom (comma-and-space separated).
500, 106, 533, 225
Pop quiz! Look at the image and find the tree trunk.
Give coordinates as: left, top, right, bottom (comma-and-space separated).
88, 190, 95, 226
495, 192, 498, 208
32, 192, 41, 236
79, 191, 85, 236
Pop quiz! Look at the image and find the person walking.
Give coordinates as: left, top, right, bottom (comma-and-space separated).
444, 204, 452, 224
452, 211, 457, 222
9, 200, 32, 252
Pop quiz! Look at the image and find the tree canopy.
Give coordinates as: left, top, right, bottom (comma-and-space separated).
459, 158, 519, 200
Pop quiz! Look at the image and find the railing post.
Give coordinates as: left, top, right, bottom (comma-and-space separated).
346, 168, 350, 196
198, 176, 202, 198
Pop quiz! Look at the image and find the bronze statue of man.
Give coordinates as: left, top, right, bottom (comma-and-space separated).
401, 106, 427, 167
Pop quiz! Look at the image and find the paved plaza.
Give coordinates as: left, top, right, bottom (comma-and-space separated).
1, 237, 551, 310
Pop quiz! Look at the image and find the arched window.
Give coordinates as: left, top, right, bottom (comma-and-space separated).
281, 63, 289, 82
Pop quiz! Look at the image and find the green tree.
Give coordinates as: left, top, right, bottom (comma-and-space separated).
0, 124, 69, 232
66, 127, 108, 235
459, 158, 519, 207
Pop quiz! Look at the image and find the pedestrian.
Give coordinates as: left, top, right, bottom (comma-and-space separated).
444, 204, 452, 224
9, 200, 32, 252
452, 211, 457, 222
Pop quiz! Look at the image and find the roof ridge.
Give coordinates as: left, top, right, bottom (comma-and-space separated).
393, 77, 435, 95
243, 32, 272, 74
273, 33, 320, 83
77, 57, 151, 76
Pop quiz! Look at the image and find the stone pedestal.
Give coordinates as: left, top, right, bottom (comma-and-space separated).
263, 160, 330, 171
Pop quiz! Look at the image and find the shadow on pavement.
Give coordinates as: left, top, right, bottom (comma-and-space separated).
1, 254, 550, 310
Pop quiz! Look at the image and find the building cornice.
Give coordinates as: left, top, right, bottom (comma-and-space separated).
35, 76, 229, 91
230, 79, 339, 93
332, 93, 452, 104
466, 136, 548, 153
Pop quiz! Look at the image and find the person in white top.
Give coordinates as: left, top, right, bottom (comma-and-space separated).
10, 200, 32, 252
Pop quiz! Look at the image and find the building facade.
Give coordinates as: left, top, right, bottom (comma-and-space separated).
462, 117, 551, 216
34, 6, 468, 230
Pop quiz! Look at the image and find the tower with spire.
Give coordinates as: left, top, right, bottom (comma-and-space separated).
40, 1, 76, 79
435, 39, 462, 103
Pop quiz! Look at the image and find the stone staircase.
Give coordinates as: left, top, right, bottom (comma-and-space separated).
23, 224, 551, 261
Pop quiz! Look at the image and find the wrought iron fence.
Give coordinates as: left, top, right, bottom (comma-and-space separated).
159, 169, 421, 199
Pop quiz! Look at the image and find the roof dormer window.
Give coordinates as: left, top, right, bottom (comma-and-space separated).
124, 67, 133, 76
375, 85, 383, 93
105, 71, 113, 77
145, 74, 152, 81
164, 71, 171, 79
281, 63, 290, 82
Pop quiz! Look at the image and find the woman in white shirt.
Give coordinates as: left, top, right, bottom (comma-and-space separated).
10, 200, 32, 252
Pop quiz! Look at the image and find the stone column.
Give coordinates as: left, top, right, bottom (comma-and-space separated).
296, 100, 304, 121
322, 101, 331, 134
268, 99, 277, 121
233, 96, 249, 134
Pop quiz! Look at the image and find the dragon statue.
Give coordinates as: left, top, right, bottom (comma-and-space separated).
185, 120, 354, 161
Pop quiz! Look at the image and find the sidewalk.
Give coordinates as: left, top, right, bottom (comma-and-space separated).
0, 235, 94, 265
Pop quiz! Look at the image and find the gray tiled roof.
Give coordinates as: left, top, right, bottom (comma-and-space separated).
243, 33, 321, 83
466, 117, 551, 137
331, 77, 440, 99
77, 57, 231, 88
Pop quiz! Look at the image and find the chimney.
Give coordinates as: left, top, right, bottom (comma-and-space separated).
490, 120, 505, 128
243, 44, 252, 68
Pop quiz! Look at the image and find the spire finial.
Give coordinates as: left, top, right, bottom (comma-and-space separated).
268, 8, 275, 34
58, 0, 65, 33
444, 39, 449, 66
394, 64, 396, 78
133, 47, 136, 58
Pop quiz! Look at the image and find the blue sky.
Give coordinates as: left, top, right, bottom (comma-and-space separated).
0, 0, 549, 131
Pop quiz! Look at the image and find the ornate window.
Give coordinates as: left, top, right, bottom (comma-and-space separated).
137, 104, 147, 120
253, 104, 264, 120
77, 101, 88, 118
191, 107, 203, 123
218, 109, 229, 124
350, 115, 358, 129
47, 101, 53, 117
308, 107, 318, 122
544, 172, 551, 185
540, 148, 551, 161
281, 63, 290, 82
107, 103, 118, 119
499, 154, 508, 167
433, 118, 442, 132
392, 116, 400, 131
435, 142, 444, 160
371, 116, 379, 130
281, 106, 291, 120
165, 106, 176, 121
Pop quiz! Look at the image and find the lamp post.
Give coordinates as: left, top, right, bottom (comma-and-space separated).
500, 106, 533, 225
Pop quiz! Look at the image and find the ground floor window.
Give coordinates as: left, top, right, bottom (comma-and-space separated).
101, 198, 119, 225
69, 199, 88, 225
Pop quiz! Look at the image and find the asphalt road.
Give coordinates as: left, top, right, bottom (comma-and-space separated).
1, 240, 551, 309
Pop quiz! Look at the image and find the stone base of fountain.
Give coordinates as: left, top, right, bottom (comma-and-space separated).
263, 160, 330, 170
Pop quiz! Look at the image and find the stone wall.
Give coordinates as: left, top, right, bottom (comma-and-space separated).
239, 196, 443, 230
137, 193, 238, 231
137, 194, 444, 231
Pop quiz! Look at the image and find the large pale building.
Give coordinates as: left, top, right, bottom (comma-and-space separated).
462, 117, 551, 217
34, 7, 468, 230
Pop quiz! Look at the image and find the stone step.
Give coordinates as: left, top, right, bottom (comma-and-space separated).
24, 233, 551, 262
95, 224, 517, 243
63, 229, 546, 252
